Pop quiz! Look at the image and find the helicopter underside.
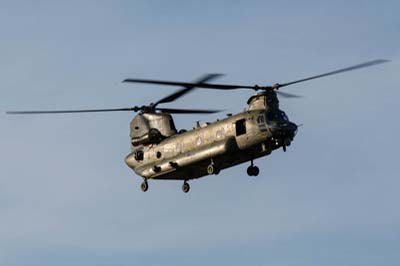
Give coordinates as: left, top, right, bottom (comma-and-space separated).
150, 141, 276, 181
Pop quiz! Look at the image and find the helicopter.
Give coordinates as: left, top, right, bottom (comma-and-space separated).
7, 59, 389, 193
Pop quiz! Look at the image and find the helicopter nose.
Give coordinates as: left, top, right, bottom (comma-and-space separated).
271, 122, 298, 139
283, 122, 298, 136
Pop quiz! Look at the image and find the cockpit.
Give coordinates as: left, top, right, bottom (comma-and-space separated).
259, 109, 297, 143
258, 109, 296, 133
257, 110, 291, 132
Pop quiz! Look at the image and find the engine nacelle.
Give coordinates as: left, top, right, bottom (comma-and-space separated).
130, 113, 177, 147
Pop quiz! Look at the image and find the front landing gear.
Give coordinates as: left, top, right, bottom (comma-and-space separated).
182, 181, 190, 193
247, 160, 260, 177
140, 179, 149, 192
247, 166, 259, 176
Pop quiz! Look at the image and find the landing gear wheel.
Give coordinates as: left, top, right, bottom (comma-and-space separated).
247, 166, 260, 176
140, 180, 148, 192
207, 164, 215, 175
182, 181, 190, 193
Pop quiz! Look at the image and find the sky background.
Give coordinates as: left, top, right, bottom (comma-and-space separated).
0, 1, 399, 265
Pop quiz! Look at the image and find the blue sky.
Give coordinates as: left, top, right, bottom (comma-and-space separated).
1, 1, 399, 265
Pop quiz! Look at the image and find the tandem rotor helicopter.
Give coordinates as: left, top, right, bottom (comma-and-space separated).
7, 59, 388, 193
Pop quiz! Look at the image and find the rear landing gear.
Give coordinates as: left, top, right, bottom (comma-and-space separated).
207, 164, 215, 175
182, 181, 190, 193
140, 179, 148, 192
247, 160, 260, 176
207, 159, 220, 175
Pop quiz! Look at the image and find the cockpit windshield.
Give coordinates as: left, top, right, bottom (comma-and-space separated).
266, 110, 289, 123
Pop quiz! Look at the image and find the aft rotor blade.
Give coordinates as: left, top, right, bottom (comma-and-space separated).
276, 59, 389, 89
156, 107, 221, 114
6, 107, 140, 115
154, 73, 224, 105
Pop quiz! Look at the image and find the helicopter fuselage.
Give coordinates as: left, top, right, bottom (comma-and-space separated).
125, 92, 298, 181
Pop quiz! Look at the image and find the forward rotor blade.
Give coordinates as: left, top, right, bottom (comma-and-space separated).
154, 73, 223, 106
6, 107, 140, 115
156, 107, 221, 114
123, 59, 389, 93
124, 78, 254, 90
276, 91, 302, 98
277, 59, 389, 89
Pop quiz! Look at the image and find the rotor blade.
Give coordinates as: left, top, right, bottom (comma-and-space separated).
277, 59, 389, 89
6, 107, 140, 115
276, 91, 302, 98
156, 107, 221, 114
123, 59, 389, 92
124, 78, 254, 90
154, 73, 224, 106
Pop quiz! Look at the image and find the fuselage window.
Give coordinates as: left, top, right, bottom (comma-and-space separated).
134, 150, 144, 161
196, 136, 202, 146
235, 119, 246, 136
216, 130, 223, 139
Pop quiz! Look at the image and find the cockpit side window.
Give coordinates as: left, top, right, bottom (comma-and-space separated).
257, 114, 268, 131
266, 110, 289, 123
267, 110, 289, 121
280, 111, 289, 121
